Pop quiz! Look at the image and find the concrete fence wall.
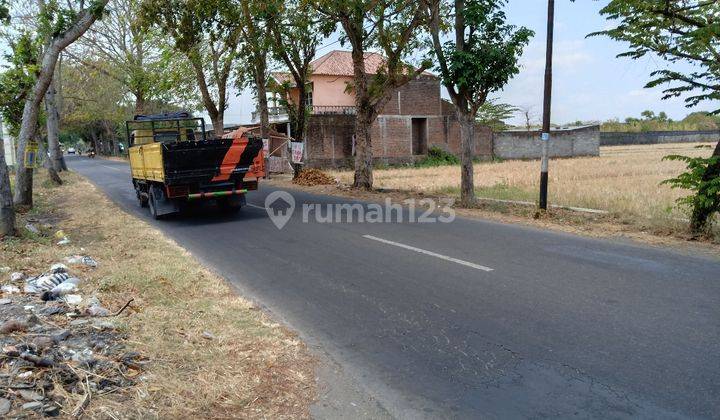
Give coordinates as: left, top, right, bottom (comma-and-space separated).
600, 130, 720, 146
493, 125, 600, 160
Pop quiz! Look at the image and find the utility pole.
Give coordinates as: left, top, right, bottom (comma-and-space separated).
539, 0, 554, 210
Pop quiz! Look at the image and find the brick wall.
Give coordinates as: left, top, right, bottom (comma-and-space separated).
381, 75, 442, 116
304, 74, 494, 167
493, 125, 600, 159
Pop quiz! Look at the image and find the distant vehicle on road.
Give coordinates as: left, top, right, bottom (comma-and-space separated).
67, 147, 76, 155
126, 112, 265, 219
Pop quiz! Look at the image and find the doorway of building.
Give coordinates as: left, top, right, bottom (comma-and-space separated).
412, 118, 427, 155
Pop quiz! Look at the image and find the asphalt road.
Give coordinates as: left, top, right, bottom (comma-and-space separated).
68, 156, 720, 419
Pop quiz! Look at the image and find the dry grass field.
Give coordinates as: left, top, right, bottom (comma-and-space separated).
330, 143, 715, 221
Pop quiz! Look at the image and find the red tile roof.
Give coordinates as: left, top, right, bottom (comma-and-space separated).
310, 50, 387, 76
271, 50, 434, 84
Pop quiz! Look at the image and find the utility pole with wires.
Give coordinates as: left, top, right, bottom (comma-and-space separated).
539, 0, 554, 210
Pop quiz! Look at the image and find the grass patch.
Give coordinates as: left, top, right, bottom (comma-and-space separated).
441, 182, 536, 202
1, 171, 316, 418
415, 146, 460, 167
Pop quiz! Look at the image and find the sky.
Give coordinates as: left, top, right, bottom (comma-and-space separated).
223, 1, 715, 126
1, 1, 714, 126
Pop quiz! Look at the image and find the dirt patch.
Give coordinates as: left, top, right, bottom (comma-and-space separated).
1, 172, 317, 418
292, 169, 336, 187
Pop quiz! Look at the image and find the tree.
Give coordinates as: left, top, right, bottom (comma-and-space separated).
516, 105, 536, 132
0, 2, 17, 236
45, 73, 66, 177
0, 120, 14, 237
425, 0, 532, 206
475, 100, 517, 132
314, 0, 431, 189
236, 0, 273, 141
69, 0, 178, 115
592, 0, 720, 233
141, 0, 242, 137
268, 0, 332, 178
11, 0, 109, 207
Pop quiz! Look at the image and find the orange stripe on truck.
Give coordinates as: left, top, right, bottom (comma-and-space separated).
212, 139, 247, 182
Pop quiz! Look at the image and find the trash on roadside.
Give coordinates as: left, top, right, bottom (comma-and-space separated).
54, 230, 66, 240
9, 272, 25, 282
65, 255, 98, 268
201, 331, 216, 340
24, 223, 40, 235
63, 294, 83, 306
41, 279, 80, 301
86, 304, 111, 317
24, 271, 72, 294
56, 237, 71, 245
0, 267, 9, 273
0, 251, 137, 417
1, 285, 20, 294
49, 263, 67, 273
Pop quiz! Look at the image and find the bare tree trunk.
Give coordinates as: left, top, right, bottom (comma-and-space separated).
0, 125, 15, 237
256, 66, 270, 140
458, 111, 476, 207
45, 74, 65, 173
134, 91, 146, 116
39, 136, 62, 185
189, 57, 225, 138
13, 2, 108, 207
690, 140, 720, 234
291, 84, 307, 179
350, 48, 373, 190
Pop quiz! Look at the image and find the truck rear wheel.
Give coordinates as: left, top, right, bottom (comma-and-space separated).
137, 191, 149, 208
148, 191, 159, 219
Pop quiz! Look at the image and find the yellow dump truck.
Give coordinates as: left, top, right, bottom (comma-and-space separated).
127, 112, 265, 219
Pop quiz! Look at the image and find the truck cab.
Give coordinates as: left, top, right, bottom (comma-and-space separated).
127, 112, 265, 219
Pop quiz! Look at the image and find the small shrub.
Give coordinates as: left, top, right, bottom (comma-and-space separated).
416, 147, 460, 167
662, 154, 720, 232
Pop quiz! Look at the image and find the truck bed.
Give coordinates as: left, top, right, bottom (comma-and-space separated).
163, 137, 263, 185
130, 137, 264, 187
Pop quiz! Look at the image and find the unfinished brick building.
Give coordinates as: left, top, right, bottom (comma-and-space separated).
255, 50, 492, 168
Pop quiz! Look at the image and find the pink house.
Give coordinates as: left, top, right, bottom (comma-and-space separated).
255, 50, 493, 167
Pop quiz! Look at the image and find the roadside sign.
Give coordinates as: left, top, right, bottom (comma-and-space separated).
24, 142, 39, 168
291, 141, 304, 164
262, 138, 269, 154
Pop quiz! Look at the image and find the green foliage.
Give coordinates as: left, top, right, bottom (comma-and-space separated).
0, 33, 42, 136
591, 0, 720, 114
662, 154, 720, 229
475, 100, 517, 131
601, 111, 720, 132
0, 0, 9, 24
430, 0, 533, 115
416, 146, 460, 167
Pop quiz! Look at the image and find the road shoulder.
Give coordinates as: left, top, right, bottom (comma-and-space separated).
1, 171, 317, 418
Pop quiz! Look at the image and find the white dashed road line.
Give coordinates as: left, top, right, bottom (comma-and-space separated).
362, 234, 494, 272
